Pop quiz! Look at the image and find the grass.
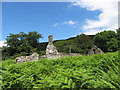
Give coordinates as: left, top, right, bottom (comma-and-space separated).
1, 52, 120, 89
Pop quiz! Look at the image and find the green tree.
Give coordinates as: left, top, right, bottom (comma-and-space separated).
117, 28, 120, 50
26, 31, 42, 48
2, 31, 42, 60
73, 34, 93, 54
54, 40, 71, 53
54, 34, 93, 55
5, 33, 20, 56
94, 30, 118, 52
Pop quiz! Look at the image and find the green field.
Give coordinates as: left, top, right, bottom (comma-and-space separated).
1, 52, 120, 89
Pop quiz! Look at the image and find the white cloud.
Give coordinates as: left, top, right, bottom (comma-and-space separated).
0, 41, 7, 47
53, 23, 58, 27
64, 20, 78, 25
71, 0, 119, 34
53, 20, 78, 29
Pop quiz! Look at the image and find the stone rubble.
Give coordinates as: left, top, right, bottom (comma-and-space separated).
16, 53, 39, 63
88, 45, 104, 55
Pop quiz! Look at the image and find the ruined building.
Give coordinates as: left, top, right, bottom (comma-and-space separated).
46, 35, 59, 55
16, 35, 104, 63
42, 35, 82, 59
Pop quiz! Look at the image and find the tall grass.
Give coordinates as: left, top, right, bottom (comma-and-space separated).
1, 52, 120, 89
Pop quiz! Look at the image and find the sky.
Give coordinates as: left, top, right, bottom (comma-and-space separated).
0, 0, 119, 47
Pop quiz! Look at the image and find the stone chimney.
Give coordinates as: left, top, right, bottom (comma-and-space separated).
48, 35, 53, 43
46, 35, 59, 55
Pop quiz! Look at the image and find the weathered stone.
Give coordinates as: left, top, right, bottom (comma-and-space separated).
16, 53, 39, 63
70, 53, 82, 56
46, 35, 59, 55
45, 54, 61, 59
48, 35, 53, 43
31, 53, 39, 60
40, 53, 82, 59
88, 50, 94, 56
46, 43, 59, 55
88, 45, 104, 55
40, 35, 83, 59
16, 56, 26, 63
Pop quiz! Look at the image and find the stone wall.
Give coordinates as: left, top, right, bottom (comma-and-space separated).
40, 53, 82, 59
16, 53, 39, 63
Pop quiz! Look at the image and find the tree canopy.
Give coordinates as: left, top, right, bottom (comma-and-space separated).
2, 31, 42, 59
117, 28, 120, 50
54, 34, 93, 54
93, 30, 118, 52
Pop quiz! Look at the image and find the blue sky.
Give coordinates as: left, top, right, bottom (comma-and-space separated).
2, 2, 101, 42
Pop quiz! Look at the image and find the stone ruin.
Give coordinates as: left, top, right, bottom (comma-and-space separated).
15, 35, 104, 63
16, 35, 80, 63
40, 35, 60, 59
40, 35, 82, 59
88, 45, 104, 56
16, 53, 39, 63
46, 35, 59, 55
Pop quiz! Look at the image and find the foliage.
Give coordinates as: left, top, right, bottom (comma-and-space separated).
73, 34, 93, 54
1, 52, 120, 89
93, 30, 118, 52
54, 34, 93, 55
54, 40, 71, 53
39, 51, 46, 56
2, 31, 42, 60
117, 28, 120, 50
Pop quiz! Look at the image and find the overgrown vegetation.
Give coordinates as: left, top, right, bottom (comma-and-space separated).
2, 52, 120, 89
2, 30, 120, 60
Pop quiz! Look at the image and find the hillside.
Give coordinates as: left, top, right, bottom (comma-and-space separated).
2, 52, 120, 89
39, 35, 95, 52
